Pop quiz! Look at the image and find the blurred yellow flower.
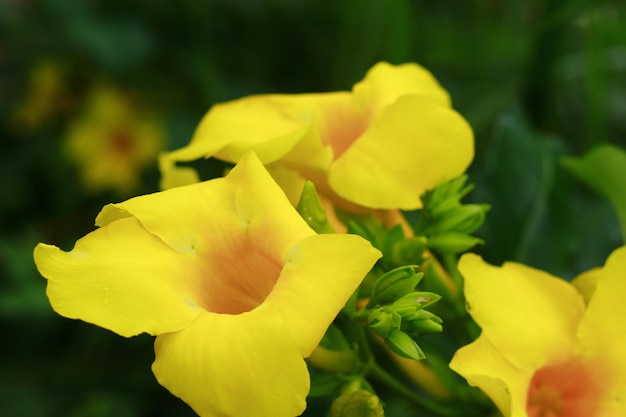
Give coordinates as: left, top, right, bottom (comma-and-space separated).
11, 60, 69, 132
160, 62, 473, 210
450, 247, 626, 417
65, 86, 165, 195
34, 152, 381, 417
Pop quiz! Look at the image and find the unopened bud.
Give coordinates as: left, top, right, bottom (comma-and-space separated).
428, 204, 489, 235
393, 291, 441, 310
296, 181, 334, 233
368, 308, 401, 338
391, 236, 427, 266
427, 232, 483, 254
384, 329, 425, 361
331, 390, 384, 417
401, 310, 443, 335
371, 266, 423, 305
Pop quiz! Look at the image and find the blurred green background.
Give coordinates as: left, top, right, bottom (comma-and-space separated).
2, 1, 625, 416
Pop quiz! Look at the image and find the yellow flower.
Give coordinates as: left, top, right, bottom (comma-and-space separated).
11, 60, 69, 132
34, 152, 381, 417
65, 86, 165, 195
160, 62, 473, 210
449, 247, 626, 417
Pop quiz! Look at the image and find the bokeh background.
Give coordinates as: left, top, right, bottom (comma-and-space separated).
2, 1, 625, 416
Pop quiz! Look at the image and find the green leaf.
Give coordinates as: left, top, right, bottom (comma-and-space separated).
562, 143, 626, 242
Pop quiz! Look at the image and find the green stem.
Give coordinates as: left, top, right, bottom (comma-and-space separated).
368, 362, 459, 417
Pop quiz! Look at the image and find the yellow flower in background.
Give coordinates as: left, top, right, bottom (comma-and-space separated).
450, 247, 626, 417
65, 86, 165, 195
34, 152, 381, 417
160, 62, 473, 210
11, 60, 69, 132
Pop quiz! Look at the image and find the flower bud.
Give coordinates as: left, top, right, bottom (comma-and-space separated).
401, 310, 443, 335
384, 329, 425, 360
331, 390, 384, 417
428, 204, 489, 235
368, 307, 401, 338
393, 291, 441, 310
296, 181, 335, 234
371, 266, 423, 305
427, 232, 483, 254
391, 236, 427, 266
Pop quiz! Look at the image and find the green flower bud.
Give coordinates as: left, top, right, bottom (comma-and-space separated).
368, 307, 401, 338
391, 236, 427, 266
428, 204, 490, 235
331, 390, 384, 417
427, 232, 483, 254
400, 306, 441, 322
296, 181, 335, 234
371, 266, 423, 305
384, 329, 425, 361
393, 291, 442, 310
426, 175, 472, 215
401, 310, 443, 335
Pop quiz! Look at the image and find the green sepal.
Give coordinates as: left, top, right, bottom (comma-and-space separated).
427, 232, 483, 254
384, 329, 426, 361
296, 181, 335, 234
370, 266, 423, 305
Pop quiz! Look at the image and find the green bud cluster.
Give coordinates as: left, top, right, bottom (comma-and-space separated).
416, 175, 489, 254
367, 267, 443, 360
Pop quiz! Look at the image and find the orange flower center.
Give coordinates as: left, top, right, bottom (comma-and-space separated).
199, 235, 283, 315
526, 358, 605, 417
321, 105, 369, 160
110, 129, 135, 158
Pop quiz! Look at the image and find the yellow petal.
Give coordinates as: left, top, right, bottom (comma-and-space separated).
168, 95, 311, 165
275, 92, 366, 161
153, 311, 310, 417
98, 152, 314, 256
265, 233, 381, 356
329, 95, 474, 209
450, 335, 531, 417
458, 254, 584, 370
571, 266, 602, 304
352, 62, 451, 116
34, 217, 201, 337
576, 246, 626, 386
158, 152, 201, 189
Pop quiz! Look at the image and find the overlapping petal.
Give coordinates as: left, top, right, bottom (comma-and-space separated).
450, 335, 529, 417
457, 254, 584, 369
153, 311, 310, 417
160, 61, 474, 211
329, 95, 473, 209
352, 61, 451, 114
35, 151, 381, 417
34, 217, 201, 337
265, 233, 381, 356
576, 247, 626, 401
452, 248, 626, 417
